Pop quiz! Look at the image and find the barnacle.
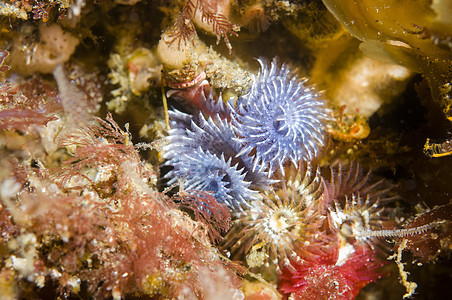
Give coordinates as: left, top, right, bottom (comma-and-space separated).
232, 58, 331, 176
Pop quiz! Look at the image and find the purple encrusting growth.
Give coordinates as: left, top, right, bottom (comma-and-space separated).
232, 58, 331, 176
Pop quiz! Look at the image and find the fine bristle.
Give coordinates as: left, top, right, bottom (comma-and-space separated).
357, 221, 446, 238
163, 108, 266, 211
232, 58, 331, 176
222, 167, 327, 270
